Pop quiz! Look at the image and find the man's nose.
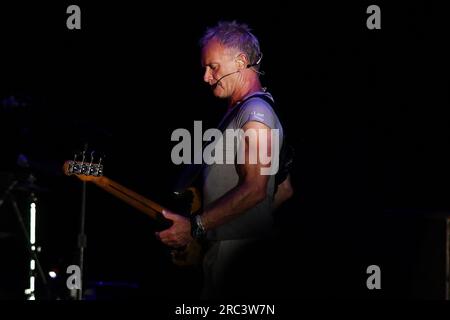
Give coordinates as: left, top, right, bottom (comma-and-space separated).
203, 69, 212, 83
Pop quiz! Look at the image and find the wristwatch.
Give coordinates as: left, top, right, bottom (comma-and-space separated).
190, 215, 206, 239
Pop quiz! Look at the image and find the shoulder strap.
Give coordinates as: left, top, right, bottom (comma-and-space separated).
217, 93, 274, 132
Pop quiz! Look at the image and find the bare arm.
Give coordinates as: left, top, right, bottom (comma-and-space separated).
200, 121, 272, 230
157, 121, 274, 247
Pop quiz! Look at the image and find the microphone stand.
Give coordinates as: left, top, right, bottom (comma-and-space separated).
76, 180, 87, 300
76, 146, 90, 300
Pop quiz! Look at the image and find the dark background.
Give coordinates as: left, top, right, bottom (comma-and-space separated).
0, 1, 449, 300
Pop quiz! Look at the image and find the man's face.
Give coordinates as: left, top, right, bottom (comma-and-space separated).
201, 39, 239, 98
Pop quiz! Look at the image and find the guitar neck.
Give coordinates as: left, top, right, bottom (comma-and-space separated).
92, 176, 170, 225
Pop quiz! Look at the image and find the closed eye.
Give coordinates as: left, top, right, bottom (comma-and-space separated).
208, 64, 218, 71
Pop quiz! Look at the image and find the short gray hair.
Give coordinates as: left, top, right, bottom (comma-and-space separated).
200, 21, 261, 67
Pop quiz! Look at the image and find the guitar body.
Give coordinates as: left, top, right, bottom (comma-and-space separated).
167, 186, 205, 267
63, 160, 204, 267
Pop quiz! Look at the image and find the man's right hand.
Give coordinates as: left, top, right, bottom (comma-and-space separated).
155, 210, 193, 248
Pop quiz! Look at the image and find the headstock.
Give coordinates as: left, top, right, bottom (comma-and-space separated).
63, 149, 104, 182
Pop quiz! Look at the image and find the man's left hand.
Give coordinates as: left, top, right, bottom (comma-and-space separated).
155, 210, 193, 248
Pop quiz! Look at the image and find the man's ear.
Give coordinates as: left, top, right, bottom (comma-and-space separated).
236, 53, 248, 70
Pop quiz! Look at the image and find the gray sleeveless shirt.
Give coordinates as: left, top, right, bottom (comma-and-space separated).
203, 91, 284, 240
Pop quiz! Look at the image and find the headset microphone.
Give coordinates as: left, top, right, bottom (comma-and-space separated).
211, 52, 264, 89
246, 52, 263, 68
211, 70, 241, 89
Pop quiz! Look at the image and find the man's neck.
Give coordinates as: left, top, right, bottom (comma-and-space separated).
228, 78, 262, 110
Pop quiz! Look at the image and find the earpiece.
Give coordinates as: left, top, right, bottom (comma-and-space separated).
212, 52, 265, 89
247, 52, 263, 68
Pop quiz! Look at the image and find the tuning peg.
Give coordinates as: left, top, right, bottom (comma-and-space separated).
89, 151, 95, 164
86, 151, 95, 176
81, 150, 86, 165
97, 152, 106, 166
